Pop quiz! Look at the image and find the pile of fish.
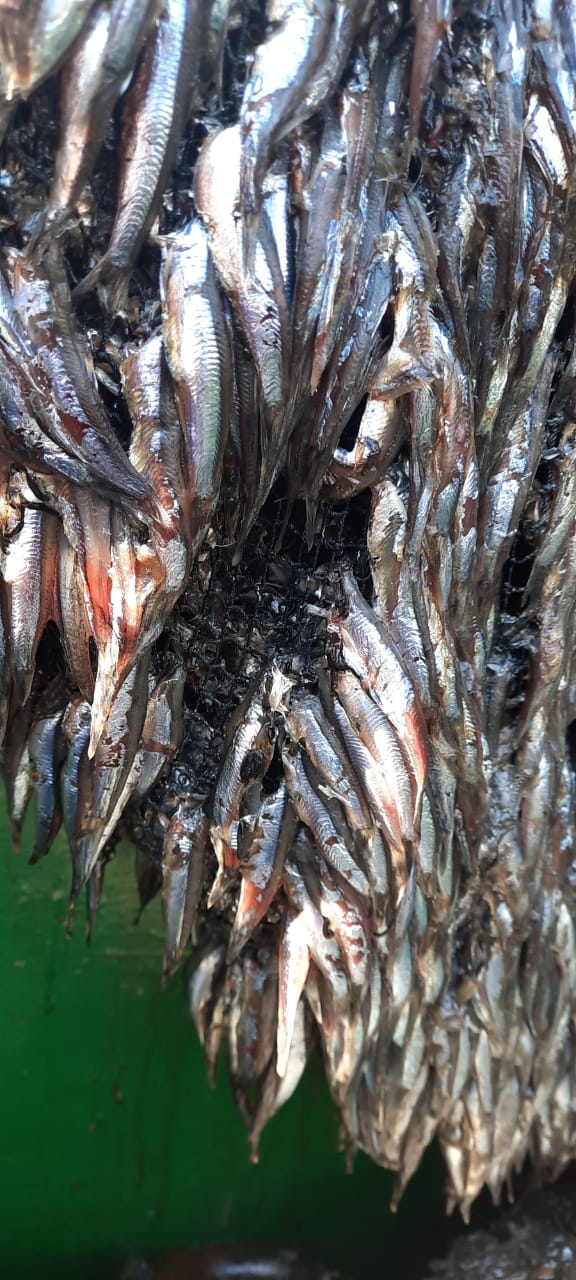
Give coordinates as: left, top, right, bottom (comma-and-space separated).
1, 0, 576, 1218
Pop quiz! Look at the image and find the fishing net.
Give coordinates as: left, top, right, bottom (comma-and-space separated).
0, 0, 575, 1218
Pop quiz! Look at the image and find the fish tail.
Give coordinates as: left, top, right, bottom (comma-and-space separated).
73, 255, 130, 315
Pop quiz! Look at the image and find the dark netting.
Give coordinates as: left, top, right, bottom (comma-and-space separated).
0, 0, 576, 1220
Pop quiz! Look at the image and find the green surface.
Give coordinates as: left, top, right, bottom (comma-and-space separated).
0, 808, 463, 1279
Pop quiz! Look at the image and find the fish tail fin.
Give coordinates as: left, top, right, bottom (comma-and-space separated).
73, 255, 130, 315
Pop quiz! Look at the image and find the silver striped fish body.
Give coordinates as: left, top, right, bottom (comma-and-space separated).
161, 218, 232, 548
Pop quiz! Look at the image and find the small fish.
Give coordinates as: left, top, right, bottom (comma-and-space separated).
36, 0, 158, 238
74, 0, 199, 311
8, 246, 152, 513
409, 0, 451, 138
334, 669, 417, 842
329, 688, 410, 894
70, 658, 150, 900
28, 709, 64, 863
281, 743, 368, 896
2, 697, 35, 848
250, 997, 310, 1158
124, 332, 191, 538
285, 692, 372, 838
162, 804, 210, 979
324, 396, 406, 502
228, 783, 297, 960
60, 697, 92, 860
239, 0, 333, 234
160, 219, 232, 553
0, 506, 59, 705
194, 126, 291, 526
297, 838, 370, 996
57, 524, 95, 702
186, 941, 227, 1074
211, 678, 275, 881
133, 666, 186, 802
0, 0, 95, 102
328, 566, 428, 811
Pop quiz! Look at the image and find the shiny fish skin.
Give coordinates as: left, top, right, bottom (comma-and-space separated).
239, 0, 333, 231
229, 783, 296, 961
28, 710, 64, 863
162, 804, 210, 979
0, 506, 59, 705
8, 246, 153, 512
75, 0, 200, 311
281, 744, 369, 898
328, 566, 428, 811
161, 219, 232, 552
3, 0, 576, 1223
37, 0, 159, 240
0, 0, 95, 102
132, 666, 186, 802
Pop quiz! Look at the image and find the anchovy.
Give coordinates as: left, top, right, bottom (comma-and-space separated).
334, 669, 417, 840
0, 0, 94, 102
2, 699, 35, 849
211, 680, 275, 886
162, 804, 210, 979
0, 506, 59, 705
328, 566, 428, 810
60, 697, 92, 862
161, 218, 232, 553
187, 942, 227, 1071
28, 710, 64, 862
239, 0, 333, 231
229, 783, 296, 960
250, 998, 310, 1158
281, 743, 368, 896
297, 840, 370, 996
409, 0, 451, 138
194, 126, 290, 524
124, 333, 190, 537
70, 658, 150, 898
324, 397, 406, 502
285, 691, 373, 841
57, 525, 95, 701
8, 246, 152, 512
74, 0, 199, 311
133, 666, 186, 802
37, 0, 158, 238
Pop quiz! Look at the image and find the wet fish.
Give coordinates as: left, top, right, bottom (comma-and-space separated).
75, 0, 200, 311
281, 743, 368, 897
37, 0, 158, 238
0, 0, 95, 102
229, 783, 296, 960
239, 0, 333, 233
0, 506, 59, 705
160, 219, 232, 553
28, 709, 64, 862
162, 804, 210, 979
328, 566, 428, 811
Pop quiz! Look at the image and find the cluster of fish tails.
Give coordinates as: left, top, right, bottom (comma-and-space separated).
0, 0, 576, 1216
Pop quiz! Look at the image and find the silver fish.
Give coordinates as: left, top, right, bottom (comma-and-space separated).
328, 566, 428, 810
28, 710, 64, 862
161, 219, 232, 553
74, 0, 199, 311
0, 0, 95, 102
37, 0, 158, 237
281, 743, 368, 897
162, 804, 210, 979
239, 0, 333, 230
